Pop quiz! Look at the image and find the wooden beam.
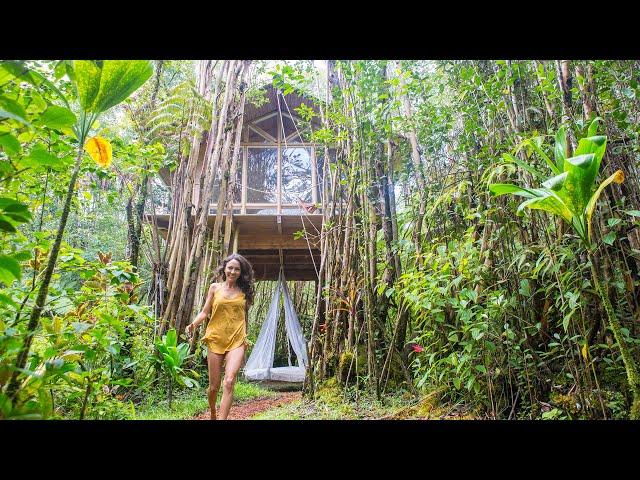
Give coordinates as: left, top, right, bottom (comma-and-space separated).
237, 235, 319, 250
222, 212, 234, 255
232, 224, 239, 253
252, 264, 319, 281
241, 147, 247, 213
248, 124, 277, 143
242, 254, 321, 265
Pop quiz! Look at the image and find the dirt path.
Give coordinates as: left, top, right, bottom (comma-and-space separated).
193, 391, 301, 420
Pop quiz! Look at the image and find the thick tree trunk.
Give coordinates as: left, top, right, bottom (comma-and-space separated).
161, 60, 250, 338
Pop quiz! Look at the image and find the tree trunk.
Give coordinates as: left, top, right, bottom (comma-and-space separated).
6, 148, 85, 399
160, 61, 250, 338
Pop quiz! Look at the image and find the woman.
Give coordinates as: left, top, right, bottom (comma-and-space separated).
186, 253, 255, 420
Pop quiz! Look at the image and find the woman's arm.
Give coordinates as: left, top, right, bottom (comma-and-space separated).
186, 283, 217, 336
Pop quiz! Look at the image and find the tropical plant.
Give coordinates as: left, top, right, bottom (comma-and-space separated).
153, 328, 199, 408
5, 60, 153, 400
489, 120, 640, 419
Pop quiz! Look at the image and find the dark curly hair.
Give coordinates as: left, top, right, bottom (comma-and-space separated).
215, 253, 255, 305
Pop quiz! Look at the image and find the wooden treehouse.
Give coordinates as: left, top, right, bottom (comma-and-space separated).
152, 85, 326, 281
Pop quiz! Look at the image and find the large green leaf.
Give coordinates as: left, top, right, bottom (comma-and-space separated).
22, 144, 67, 170
0, 255, 21, 283
0, 61, 70, 109
0, 96, 30, 127
587, 117, 602, 137
94, 61, 153, 113
0, 63, 16, 86
0, 198, 32, 223
165, 328, 177, 348
0, 134, 21, 156
0, 215, 17, 232
73, 60, 153, 114
0, 109, 30, 127
574, 135, 607, 175
73, 61, 103, 112
516, 189, 573, 223
162, 352, 177, 368
585, 170, 624, 242
541, 171, 575, 216
562, 153, 597, 213
554, 127, 567, 173
489, 183, 537, 198
180, 375, 199, 389
0, 292, 18, 308
155, 342, 169, 356
177, 343, 190, 363
541, 172, 567, 191
41, 105, 77, 130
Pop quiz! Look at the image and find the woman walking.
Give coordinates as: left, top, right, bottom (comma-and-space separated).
186, 253, 255, 420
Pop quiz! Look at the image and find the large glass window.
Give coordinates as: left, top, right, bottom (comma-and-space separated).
247, 147, 277, 203
282, 147, 312, 203
238, 112, 323, 210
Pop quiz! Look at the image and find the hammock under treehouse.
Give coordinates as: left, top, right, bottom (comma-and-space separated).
244, 272, 308, 382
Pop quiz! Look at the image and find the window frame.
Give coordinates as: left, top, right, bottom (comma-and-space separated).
233, 111, 319, 214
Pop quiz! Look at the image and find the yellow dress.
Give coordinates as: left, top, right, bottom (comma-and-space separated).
201, 288, 247, 354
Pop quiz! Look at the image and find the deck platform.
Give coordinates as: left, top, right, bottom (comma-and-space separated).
147, 213, 322, 281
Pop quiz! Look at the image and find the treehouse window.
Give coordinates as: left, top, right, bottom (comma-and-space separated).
247, 147, 278, 203
282, 147, 312, 204
236, 108, 324, 211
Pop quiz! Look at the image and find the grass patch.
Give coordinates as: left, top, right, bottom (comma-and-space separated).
135, 380, 274, 420
135, 388, 208, 420
254, 380, 418, 420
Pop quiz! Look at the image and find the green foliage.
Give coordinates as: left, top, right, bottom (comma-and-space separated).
3, 59, 640, 421
152, 328, 200, 408
490, 120, 622, 248
73, 60, 153, 115
0, 59, 156, 418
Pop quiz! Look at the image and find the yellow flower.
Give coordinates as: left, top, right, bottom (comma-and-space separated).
85, 136, 112, 167
581, 344, 589, 362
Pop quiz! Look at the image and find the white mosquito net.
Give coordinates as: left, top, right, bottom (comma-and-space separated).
244, 272, 308, 382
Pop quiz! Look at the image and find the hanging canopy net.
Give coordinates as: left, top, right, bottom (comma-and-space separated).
244, 272, 308, 382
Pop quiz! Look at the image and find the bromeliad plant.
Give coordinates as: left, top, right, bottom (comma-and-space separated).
6, 61, 153, 400
489, 119, 640, 419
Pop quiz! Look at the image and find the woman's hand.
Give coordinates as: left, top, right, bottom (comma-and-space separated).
186, 322, 198, 337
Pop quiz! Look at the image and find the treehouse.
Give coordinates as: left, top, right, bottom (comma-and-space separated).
152, 85, 326, 281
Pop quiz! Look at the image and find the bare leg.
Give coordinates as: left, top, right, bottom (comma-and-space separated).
218, 345, 246, 420
207, 349, 224, 420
